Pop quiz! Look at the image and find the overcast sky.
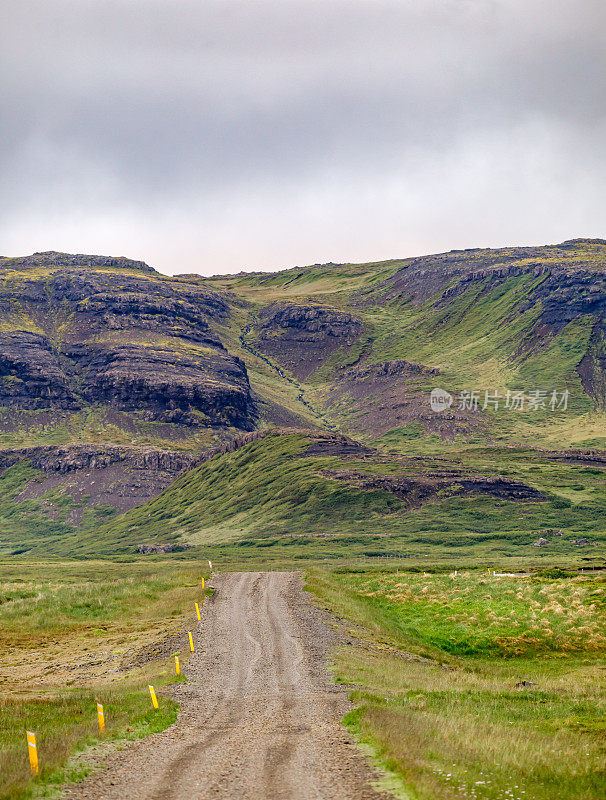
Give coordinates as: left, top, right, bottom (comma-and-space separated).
1, 0, 605, 275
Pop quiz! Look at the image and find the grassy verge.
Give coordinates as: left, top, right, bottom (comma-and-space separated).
306, 567, 605, 800
1, 683, 178, 800
0, 560, 208, 800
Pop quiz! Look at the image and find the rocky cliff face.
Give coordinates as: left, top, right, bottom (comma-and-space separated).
0, 331, 78, 409
0, 252, 256, 429
252, 301, 363, 378
0, 444, 200, 521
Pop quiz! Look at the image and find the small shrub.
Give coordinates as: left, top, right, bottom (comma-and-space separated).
537, 568, 575, 579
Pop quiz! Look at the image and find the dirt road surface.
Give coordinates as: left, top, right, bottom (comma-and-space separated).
64, 571, 388, 800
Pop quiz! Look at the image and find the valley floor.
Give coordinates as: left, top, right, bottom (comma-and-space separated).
1, 562, 603, 800
62, 571, 387, 800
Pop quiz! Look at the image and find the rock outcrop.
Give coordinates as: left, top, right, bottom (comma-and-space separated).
135, 542, 192, 554
66, 341, 253, 427
0, 331, 79, 409
0, 444, 202, 521
322, 468, 547, 506
0, 251, 159, 274
0, 444, 198, 474
364, 239, 606, 309
0, 252, 257, 429
252, 301, 363, 378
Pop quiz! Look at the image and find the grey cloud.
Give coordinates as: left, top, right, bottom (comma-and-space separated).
1, 0, 605, 272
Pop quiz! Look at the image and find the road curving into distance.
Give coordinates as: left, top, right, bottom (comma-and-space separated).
64, 571, 388, 800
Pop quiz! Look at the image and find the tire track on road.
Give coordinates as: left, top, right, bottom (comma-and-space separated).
63, 572, 389, 800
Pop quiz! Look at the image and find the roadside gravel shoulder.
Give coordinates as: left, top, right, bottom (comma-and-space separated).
62, 571, 391, 800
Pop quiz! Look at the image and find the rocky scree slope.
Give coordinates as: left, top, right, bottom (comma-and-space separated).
0, 444, 199, 522
250, 301, 364, 380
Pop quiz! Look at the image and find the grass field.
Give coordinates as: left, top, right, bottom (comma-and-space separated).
307, 567, 606, 800
1, 555, 604, 800
0, 560, 208, 800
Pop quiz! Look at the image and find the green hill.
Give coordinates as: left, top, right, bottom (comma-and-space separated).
205, 237, 606, 452
0, 240, 604, 559
2, 430, 603, 562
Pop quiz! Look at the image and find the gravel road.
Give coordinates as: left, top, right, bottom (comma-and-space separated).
64, 571, 388, 800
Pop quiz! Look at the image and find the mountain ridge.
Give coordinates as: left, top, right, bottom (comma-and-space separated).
0, 239, 604, 557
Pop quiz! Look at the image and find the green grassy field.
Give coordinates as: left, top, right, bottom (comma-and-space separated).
0, 560, 207, 800
1, 555, 604, 800
307, 567, 605, 800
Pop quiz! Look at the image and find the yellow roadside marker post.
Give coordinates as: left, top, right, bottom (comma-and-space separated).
26, 730, 39, 775
148, 685, 159, 709
188, 632, 195, 652
174, 654, 180, 675
201, 577, 205, 590
97, 702, 105, 734
195, 602, 201, 621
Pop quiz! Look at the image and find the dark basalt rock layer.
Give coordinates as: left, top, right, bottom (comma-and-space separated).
0, 444, 198, 474
252, 301, 363, 379
66, 341, 252, 427
0, 331, 79, 409
0, 444, 201, 521
321, 468, 547, 506
0, 253, 257, 429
